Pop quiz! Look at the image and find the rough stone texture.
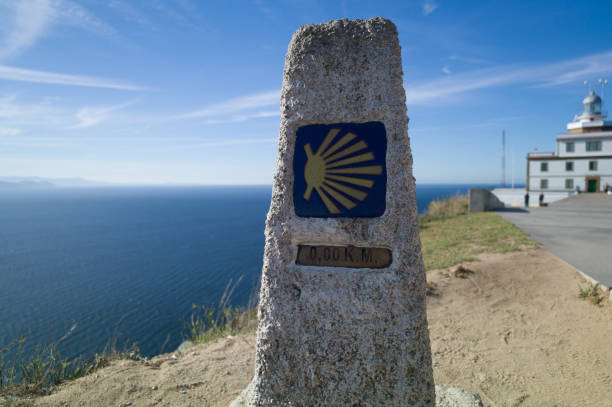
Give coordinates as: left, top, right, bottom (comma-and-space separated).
229, 381, 254, 407
435, 385, 484, 407
245, 18, 435, 406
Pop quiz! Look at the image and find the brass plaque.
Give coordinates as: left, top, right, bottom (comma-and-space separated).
296, 244, 392, 268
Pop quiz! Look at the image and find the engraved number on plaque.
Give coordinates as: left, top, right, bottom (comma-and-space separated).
296, 244, 392, 268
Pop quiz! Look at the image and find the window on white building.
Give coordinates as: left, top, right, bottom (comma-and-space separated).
565, 161, 573, 171
540, 162, 548, 172
586, 141, 602, 151
565, 142, 574, 152
540, 179, 548, 189
565, 179, 574, 189
589, 160, 598, 171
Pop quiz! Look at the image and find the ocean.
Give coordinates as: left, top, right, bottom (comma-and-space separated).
0, 184, 502, 360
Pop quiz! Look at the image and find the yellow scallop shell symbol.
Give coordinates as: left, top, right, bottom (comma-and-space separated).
303, 128, 382, 214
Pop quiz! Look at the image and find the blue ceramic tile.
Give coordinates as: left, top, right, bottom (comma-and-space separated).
293, 122, 387, 217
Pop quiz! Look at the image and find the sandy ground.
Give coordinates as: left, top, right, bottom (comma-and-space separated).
14, 248, 612, 407
427, 248, 612, 406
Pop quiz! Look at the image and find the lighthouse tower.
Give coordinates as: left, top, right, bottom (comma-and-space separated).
567, 90, 612, 133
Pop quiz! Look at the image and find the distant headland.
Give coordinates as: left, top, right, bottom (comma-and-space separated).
0, 176, 108, 188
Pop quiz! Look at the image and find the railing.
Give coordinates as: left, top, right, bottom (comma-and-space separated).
527, 152, 555, 158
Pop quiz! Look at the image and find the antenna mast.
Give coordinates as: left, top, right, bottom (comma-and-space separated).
501, 130, 506, 188
599, 78, 608, 110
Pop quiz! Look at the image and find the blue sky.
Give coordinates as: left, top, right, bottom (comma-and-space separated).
1, 0, 612, 185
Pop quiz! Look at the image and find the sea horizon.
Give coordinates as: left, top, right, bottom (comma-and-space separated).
0, 183, 522, 362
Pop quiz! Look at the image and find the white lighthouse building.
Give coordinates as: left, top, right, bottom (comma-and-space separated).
527, 90, 612, 197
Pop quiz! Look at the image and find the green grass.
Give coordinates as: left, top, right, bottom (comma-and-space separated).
578, 283, 604, 305
183, 306, 257, 345
183, 276, 258, 345
419, 212, 537, 270
1, 311, 144, 398
0, 335, 141, 398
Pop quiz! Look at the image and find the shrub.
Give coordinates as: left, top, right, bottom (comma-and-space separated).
419, 194, 468, 224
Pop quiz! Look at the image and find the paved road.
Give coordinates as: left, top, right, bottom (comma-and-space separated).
497, 194, 612, 287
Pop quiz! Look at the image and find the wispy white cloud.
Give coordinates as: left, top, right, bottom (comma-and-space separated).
0, 0, 53, 61
441, 66, 452, 75
448, 55, 492, 66
422, 0, 438, 16
176, 90, 279, 121
179, 90, 279, 118
0, 65, 145, 90
107, 0, 151, 26
194, 137, 276, 148
71, 101, 136, 129
0, 94, 133, 133
0, 94, 69, 131
0, 127, 22, 136
0, 0, 115, 62
0, 94, 56, 119
0, 1, 136, 89
405, 67, 522, 104
202, 110, 279, 125
52, 0, 116, 37
535, 51, 612, 87
404, 50, 612, 105
149, 0, 208, 32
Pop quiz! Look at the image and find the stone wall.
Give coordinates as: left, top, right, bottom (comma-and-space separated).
468, 188, 504, 212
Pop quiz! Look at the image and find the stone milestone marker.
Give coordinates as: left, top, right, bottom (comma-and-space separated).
239, 17, 434, 406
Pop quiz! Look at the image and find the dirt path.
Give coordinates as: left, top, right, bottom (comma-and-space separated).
22, 248, 612, 407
